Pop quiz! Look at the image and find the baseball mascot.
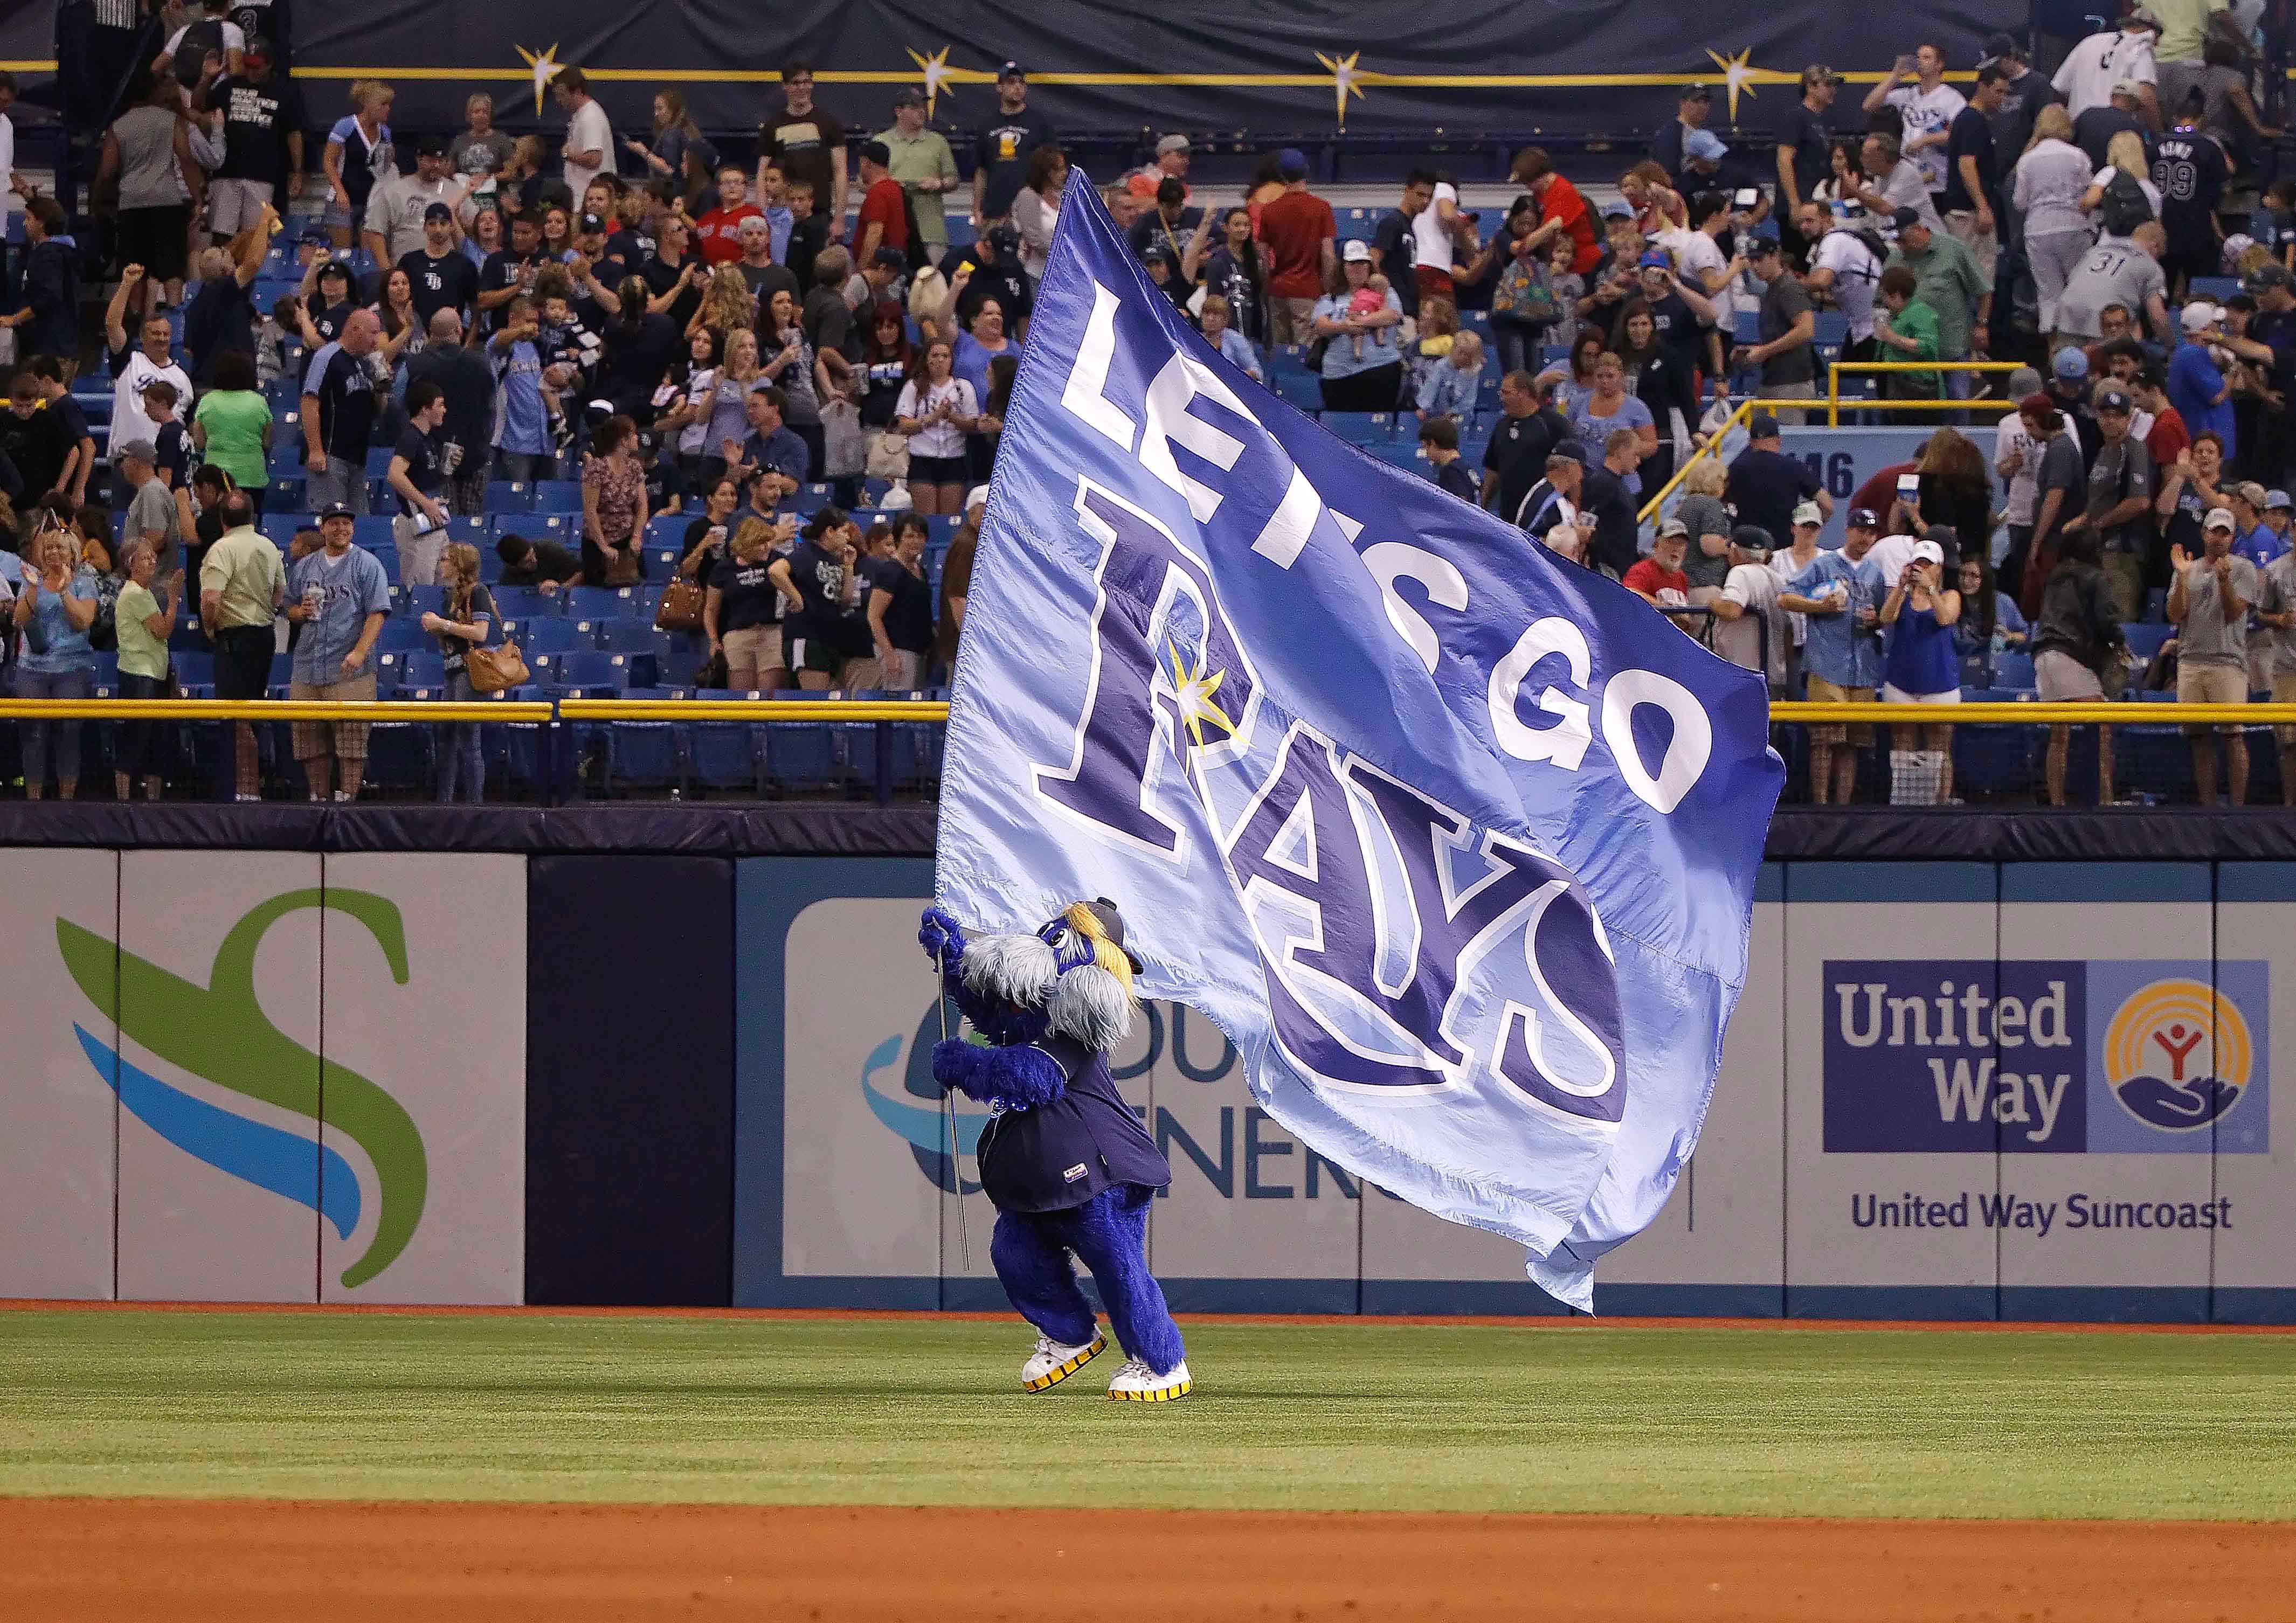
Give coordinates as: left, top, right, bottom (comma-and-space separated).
918, 899, 1191, 1402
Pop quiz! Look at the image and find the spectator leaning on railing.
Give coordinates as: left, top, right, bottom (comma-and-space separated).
422, 542, 493, 803
2029, 527, 2125, 806
112, 540, 180, 802
1777, 505, 1887, 806
12, 518, 100, 802
198, 488, 281, 802
2169, 508, 2258, 807
283, 502, 390, 802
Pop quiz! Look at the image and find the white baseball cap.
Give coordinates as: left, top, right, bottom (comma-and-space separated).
1792, 500, 1823, 527
2204, 507, 2237, 532
1911, 538, 1945, 565
2182, 302, 2224, 333
1342, 238, 1374, 264
965, 484, 991, 513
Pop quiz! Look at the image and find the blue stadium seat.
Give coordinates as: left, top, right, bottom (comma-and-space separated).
1321, 413, 1397, 443
268, 653, 294, 687
481, 685, 550, 794
602, 689, 688, 792
504, 618, 588, 655
376, 649, 446, 691
532, 480, 583, 515
1993, 651, 2037, 691
487, 481, 535, 513
489, 586, 556, 622
2122, 622, 2174, 663
646, 515, 691, 550
376, 616, 433, 651
564, 585, 645, 619
351, 515, 397, 551
259, 513, 303, 550
395, 585, 445, 619
364, 446, 395, 478
361, 722, 435, 791
689, 691, 768, 793
533, 649, 630, 693
170, 651, 214, 688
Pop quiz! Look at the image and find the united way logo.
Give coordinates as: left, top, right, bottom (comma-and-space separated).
2102, 978, 2251, 1132
1823, 958, 2267, 1155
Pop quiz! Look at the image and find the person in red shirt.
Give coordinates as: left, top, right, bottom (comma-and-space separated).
1849, 459, 1921, 530
855, 139, 908, 265
2133, 364, 2189, 470
1256, 148, 1336, 348
1623, 519, 1695, 609
1511, 147, 1601, 279
694, 165, 766, 266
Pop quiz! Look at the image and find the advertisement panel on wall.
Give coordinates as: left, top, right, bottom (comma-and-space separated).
736, 857, 2291, 1323
1, 850, 527, 1306
0, 849, 121, 1300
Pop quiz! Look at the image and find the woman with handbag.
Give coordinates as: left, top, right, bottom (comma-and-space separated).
421, 542, 495, 803
112, 542, 179, 801
580, 414, 651, 587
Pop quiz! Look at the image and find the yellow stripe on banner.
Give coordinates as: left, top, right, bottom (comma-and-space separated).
268, 65, 1974, 91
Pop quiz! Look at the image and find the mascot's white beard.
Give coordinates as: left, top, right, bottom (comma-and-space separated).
961, 930, 1137, 1052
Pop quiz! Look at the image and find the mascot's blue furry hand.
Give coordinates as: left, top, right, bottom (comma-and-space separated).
918, 907, 966, 971
931, 1038, 1068, 1112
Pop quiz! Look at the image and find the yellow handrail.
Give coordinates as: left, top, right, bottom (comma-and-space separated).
1635, 398, 1748, 523
1825, 359, 2025, 427
557, 699, 951, 722
1772, 702, 2286, 725
0, 700, 555, 722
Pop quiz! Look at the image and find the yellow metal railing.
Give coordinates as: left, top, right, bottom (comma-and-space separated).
0, 698, 2277, 730
0, 700, 555, 723
1823, 359, 2024, 427
1640, 362, 2032, 523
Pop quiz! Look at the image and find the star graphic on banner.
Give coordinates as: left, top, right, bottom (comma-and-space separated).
1167, 641, 1239, 752
1315, 51, 1366, 129
907, 46, 957, 118
1704, 46, 1759, 122
515, 43, 565, 117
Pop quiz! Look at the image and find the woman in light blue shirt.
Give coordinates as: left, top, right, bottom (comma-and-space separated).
1312, 243, 1405, 412
12, 525, 101, 800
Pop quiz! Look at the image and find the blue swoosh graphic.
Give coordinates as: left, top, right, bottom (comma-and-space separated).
861, 1034, 988, 1156
77, 1022, 363, 1239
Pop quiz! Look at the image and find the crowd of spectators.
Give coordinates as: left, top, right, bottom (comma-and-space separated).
0, 7, 2290, 806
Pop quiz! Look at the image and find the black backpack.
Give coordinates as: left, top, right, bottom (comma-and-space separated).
2098, 169, 2153, 238
1828, 227, 1888, 283
171, 18, 228, 89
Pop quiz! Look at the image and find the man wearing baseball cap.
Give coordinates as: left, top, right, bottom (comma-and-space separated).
2218, 263, 2296, 477
853, 140, 908, 266
1779, 501, 1887, 804
400, 200, 478, 327
2059, 380, 2156, 621
1624, 518, 1694, 612
875, 88, 959, 252
2170, 505, 2259, 806
1776, 67, 1842, 235
1260, 150, 1336, 347
1652, 82, 1711, 191
973, 64, 1056, 228
1726, 410, 1830, 551
1976, 34, 2052, 159
1707, 525, 1787, 691
365, 134, 458, 268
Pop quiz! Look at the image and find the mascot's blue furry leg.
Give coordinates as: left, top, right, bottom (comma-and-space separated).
1059, 1184, 1185, 1375
990, 1209, 1099, 1348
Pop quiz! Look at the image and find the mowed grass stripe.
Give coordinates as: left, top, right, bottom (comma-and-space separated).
1, 1312, 2290, 1520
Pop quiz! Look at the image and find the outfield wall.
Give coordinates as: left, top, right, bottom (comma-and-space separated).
1, 839, 2288, 1322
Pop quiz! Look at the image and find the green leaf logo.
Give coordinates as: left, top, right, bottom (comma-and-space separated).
59, 889, 428, 1288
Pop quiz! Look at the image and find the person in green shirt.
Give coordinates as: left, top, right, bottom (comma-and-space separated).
1875, 265, 1942, 414
112, 539, 181, 801
874, 89, 960, 250
190, 347, 275, 508
1882, 210, 1989, 377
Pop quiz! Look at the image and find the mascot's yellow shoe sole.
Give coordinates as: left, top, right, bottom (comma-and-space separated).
1022, 1333, 1107, 1392
1107, 1357, 1192, 1402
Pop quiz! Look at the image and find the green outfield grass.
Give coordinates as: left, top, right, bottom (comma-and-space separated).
1, 1311, 2291, 1520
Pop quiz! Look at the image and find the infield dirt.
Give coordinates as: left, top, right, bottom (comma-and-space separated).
4, 1499, 2292, 1622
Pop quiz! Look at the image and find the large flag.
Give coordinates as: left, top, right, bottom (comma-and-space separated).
934, 184, 1783, 1308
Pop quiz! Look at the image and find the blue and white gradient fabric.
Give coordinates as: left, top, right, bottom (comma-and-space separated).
933, 181, 1784, 1310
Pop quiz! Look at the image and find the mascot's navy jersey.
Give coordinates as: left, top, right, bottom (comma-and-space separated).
977, 1035, 1171, 1213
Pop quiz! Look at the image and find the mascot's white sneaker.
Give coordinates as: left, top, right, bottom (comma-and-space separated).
1022, 1332, 1107, 1392
1107, 1356, 1192, 1403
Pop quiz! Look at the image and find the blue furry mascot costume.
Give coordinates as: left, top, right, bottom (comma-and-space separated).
918, 899, 1191, 1401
